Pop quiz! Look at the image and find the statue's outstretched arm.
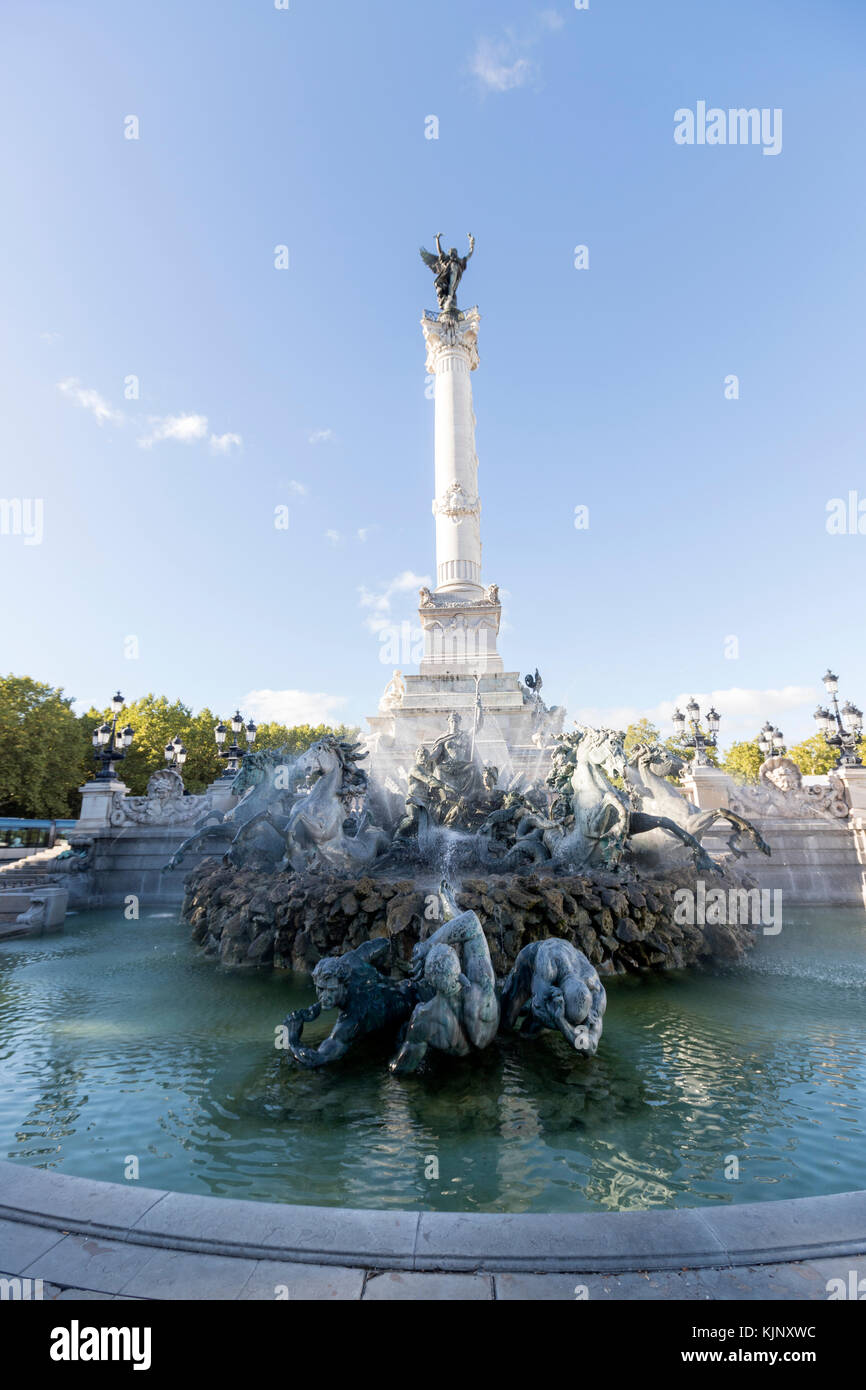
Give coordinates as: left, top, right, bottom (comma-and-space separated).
285, 1009, 359, 1068
466, 233, 475, 259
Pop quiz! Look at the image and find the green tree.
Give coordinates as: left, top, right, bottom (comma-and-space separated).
252, 721, 359, 757
79, 695, 225, 794
79, 697, 361, 795
786, 733, 856, 776
623, 717, 662, 754
0, 675, 89, 817
5, 674, 363, 811
722, 739, 764, 784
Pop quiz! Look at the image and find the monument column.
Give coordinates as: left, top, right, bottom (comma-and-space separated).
423, 309, 483, 597
419, 308, 502, 674
365, 235, 557, 777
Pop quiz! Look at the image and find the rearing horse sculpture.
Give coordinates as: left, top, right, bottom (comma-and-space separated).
164, 747, 302, 871
625, 742, 771, 862
280, 736, 390, 874
552, 726, 719, 874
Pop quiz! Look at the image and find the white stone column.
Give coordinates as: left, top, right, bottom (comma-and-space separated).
418, 307, 502, 676
422, 308, 483, 598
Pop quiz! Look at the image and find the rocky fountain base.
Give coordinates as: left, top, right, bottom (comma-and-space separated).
182, 858, 756, 979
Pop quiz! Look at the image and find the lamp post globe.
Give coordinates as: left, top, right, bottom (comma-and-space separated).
815, 669, 863, 767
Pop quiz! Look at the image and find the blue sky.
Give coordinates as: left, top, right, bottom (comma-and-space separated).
1, 0, 864, 748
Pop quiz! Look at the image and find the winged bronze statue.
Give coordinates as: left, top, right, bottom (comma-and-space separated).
420, 233, 475, 316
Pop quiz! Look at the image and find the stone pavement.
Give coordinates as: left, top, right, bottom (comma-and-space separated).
2, 1162, 865, 1302
2, 1218, 864, 1301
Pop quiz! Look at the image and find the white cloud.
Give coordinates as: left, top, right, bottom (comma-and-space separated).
288, 480, 308, 496
309, 428, 335, 445
471, 35, 535, 92
358, 569, 431, 634
210, 431, 242, 454
471, 12, 564, 94
40, 331, 61, 343
58, 378, 122, 426
137, 413, 209, 448
325, 529, 342, 545
357, 527, 369, 542
241, 688, 348, 728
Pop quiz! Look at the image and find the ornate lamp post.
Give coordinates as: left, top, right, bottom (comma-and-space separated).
672, 698, 720, 767
813, 669, 863, 767
214, 709, 257, 778
758, 722, 785, 760
91, 691, 134, 780
163, 735, 187, 770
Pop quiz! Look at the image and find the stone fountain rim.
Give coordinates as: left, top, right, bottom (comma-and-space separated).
1, 1160, 865, 1274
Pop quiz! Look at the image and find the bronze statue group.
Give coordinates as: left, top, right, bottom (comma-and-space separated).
284, 878, 607, 1073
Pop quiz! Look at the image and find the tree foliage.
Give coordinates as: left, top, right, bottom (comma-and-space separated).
80, 697, 361, 796
252, 721, 359, 758
722, 739, 764, 784
622, 718, 662, 754
0, 675, 88, 817
2, 675, 360, 813
786, 733, 852, 776
79, 695, 226, 795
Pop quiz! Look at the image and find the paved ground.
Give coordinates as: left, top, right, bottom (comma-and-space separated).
3, 1164, 865, 1301
3, 1218, 864, 1300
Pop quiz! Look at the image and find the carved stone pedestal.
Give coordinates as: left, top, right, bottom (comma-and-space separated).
838, 765, 866, 818
76, 778, 129, 831
679, 764, 735, 811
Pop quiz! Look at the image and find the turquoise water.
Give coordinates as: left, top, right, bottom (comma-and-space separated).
1, 907, 865, 1213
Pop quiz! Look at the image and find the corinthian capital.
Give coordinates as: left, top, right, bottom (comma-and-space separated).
421, 306, 481, 373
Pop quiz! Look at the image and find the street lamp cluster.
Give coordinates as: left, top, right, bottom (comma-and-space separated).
672, 698, 720, 767
758, 722, 786, 760
814, 669, 863, 768
91, 692, 134, 780
92, 697, 263, 786
164, 735, 188, 770
214, 709, 257, 777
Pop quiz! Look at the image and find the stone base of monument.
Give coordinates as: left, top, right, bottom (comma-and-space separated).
0, 768, 238, 912
0, 828, 232, 912
700, 816, 866, 909
368, 670, 562, 784
80, 825, 234, 909
182, 857, 755, 976
682, 764, 866, 909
